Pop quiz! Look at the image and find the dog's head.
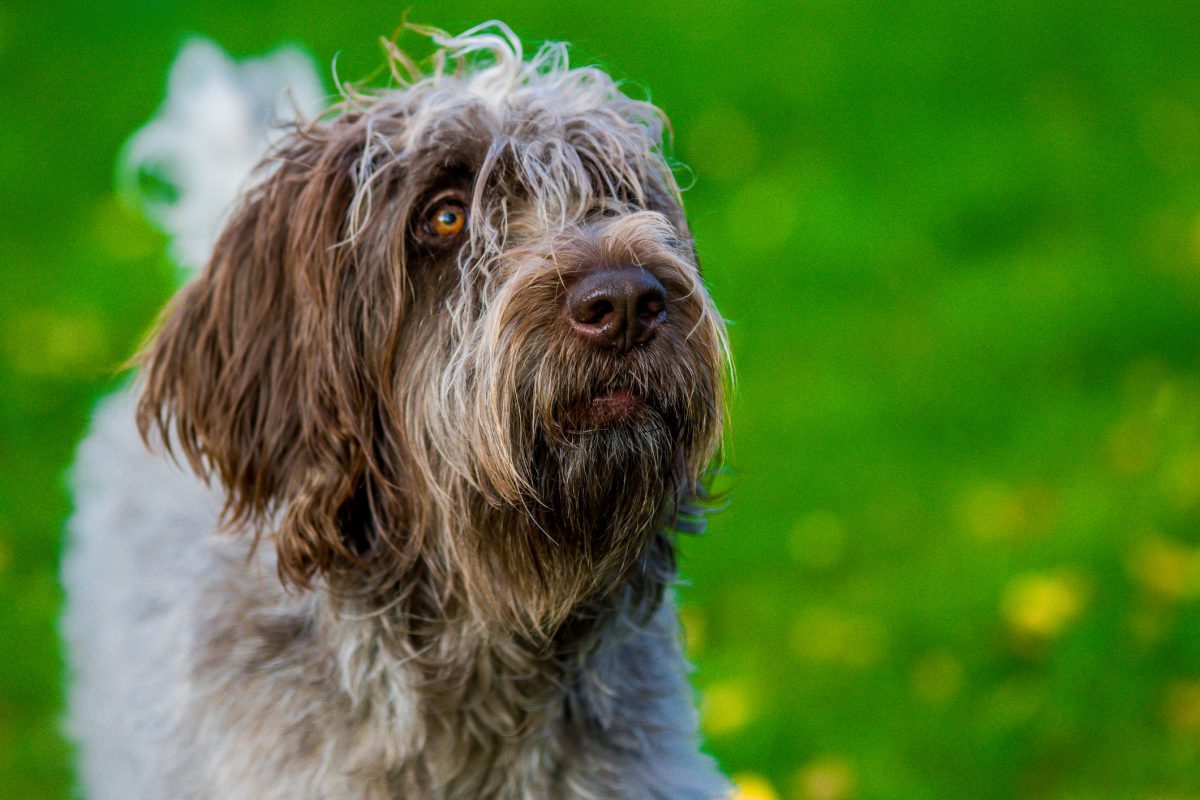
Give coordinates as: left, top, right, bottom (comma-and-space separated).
138, 24, 729, 631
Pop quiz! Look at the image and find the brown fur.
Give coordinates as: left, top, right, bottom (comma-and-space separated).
123, 23, 730, 797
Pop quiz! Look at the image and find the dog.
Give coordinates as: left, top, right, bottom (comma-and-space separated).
62, 22, 731, 799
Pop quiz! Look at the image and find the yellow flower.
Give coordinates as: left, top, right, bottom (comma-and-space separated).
1001, 571, 1089, 641
794, 757, 857, 800
1164, 680, 1200, 734
1129, 535, 1200, 601
729, 772, 780, 800
701, 681, 752, 737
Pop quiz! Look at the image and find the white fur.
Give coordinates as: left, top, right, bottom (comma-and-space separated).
69, 50, 324, 787
62, 390, 427, 798
120, 39, 325, 275
62, 388, 222, 797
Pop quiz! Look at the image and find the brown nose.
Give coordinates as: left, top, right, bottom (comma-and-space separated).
565, 267, 667, 353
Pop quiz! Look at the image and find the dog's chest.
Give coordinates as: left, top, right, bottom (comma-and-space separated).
379, 629, 597, 798
194, 603, 601, 799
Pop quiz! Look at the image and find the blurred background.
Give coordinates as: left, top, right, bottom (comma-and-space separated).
4, 1, 1200, 797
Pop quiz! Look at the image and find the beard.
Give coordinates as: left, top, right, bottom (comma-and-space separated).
448, 324, 722, 632
466, 394, 684, 633
535, 400, 679, 557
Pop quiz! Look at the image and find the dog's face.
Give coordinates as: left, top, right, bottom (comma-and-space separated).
138, 30, 729, 630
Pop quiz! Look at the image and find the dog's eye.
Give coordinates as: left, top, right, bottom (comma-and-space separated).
417, 191, 469, 244
430, 204, 466, 236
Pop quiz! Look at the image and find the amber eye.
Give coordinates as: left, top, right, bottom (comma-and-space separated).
418, 192, 469, 244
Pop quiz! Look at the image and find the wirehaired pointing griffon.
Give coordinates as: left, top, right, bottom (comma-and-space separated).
63, 22, 732, 799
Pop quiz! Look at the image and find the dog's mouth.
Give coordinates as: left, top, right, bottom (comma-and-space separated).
563, 386, 649, 430
587, 387, 644, 423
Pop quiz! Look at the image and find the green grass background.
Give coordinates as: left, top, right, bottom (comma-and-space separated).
5, 1, 1200, 797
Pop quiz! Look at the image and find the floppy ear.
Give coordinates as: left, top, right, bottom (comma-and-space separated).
137, 122, 408, 589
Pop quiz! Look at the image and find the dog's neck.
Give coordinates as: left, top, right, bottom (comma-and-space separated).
327, 523, 676, 659
310, 527, 677, 795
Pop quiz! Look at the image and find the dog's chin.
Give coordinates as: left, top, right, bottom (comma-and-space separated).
567, 387, 648, 430
536, 395, 678, 540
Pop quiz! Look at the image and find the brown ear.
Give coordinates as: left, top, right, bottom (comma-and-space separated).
137, 122, 407, 589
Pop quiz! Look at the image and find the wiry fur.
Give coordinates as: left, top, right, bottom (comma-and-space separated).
64, 22, 731, 799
